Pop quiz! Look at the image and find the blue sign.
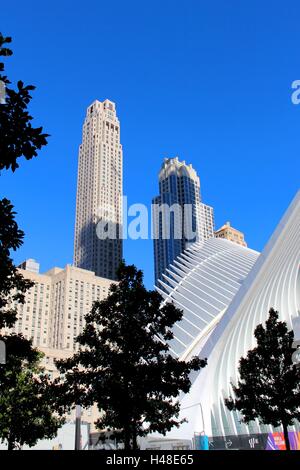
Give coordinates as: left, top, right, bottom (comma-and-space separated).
194, 434, 209, 450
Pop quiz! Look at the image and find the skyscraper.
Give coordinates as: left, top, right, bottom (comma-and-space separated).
152, 157, 214, 284
74, 99, 123, 280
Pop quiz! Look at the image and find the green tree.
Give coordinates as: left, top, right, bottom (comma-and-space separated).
225, 308, 300, 451
0, 199, 65, 449
0, 32, 49, 172
57, 263, 206, 449
0, 335, 64, 450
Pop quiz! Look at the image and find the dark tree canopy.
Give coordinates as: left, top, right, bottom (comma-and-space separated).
0, 33, 49, 172
57, 262, 206, 449
225, 308, 300, 450
0, 335, 65, 450
0, 198, 34, 329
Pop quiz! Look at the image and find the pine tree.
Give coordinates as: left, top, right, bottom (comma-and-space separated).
57, 263, 206, 449
225, 308, 300, 450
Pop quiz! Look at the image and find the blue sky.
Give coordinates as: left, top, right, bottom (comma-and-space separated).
1, 0, 300, 288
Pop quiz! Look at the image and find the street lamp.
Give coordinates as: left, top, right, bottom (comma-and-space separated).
74, 405, 81, 450
181, 401, 205, 434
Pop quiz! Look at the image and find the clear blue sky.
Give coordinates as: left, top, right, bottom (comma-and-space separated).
1, 0, 299, 288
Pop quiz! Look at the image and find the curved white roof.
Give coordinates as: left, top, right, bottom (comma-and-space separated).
153, 190, 300, 442
156, 238, 259, 359
198, 190, 300, 437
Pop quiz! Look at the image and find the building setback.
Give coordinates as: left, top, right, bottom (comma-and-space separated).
215, 221, 247, 247
74, 99, 123, 280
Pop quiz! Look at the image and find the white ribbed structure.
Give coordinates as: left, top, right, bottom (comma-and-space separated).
198, 189, 300, 437
154, 190, 300, 440
157, 238, 259, 360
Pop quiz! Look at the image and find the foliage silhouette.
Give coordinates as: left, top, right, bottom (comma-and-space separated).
57, 262, 206, 449
225, 308, 300, 451
0, 335, 65, 450
0, 198, 33, 329
0, 33, 49, 172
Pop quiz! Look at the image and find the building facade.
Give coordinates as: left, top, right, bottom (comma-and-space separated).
18, 258, 40, 274
215, 221, 247, 247
199, 203, 215, 241
74, 99, 123, 280
9, 262, 114, 351
152, 157, 214, 284
4, 262, 116, 434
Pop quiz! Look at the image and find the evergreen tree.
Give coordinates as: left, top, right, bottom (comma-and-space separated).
57, 263, 206, 449
225, 308, 300, 450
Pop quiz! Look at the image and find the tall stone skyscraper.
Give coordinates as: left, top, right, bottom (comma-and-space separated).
74, 99, 123, 280
152, 157, 214, 285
